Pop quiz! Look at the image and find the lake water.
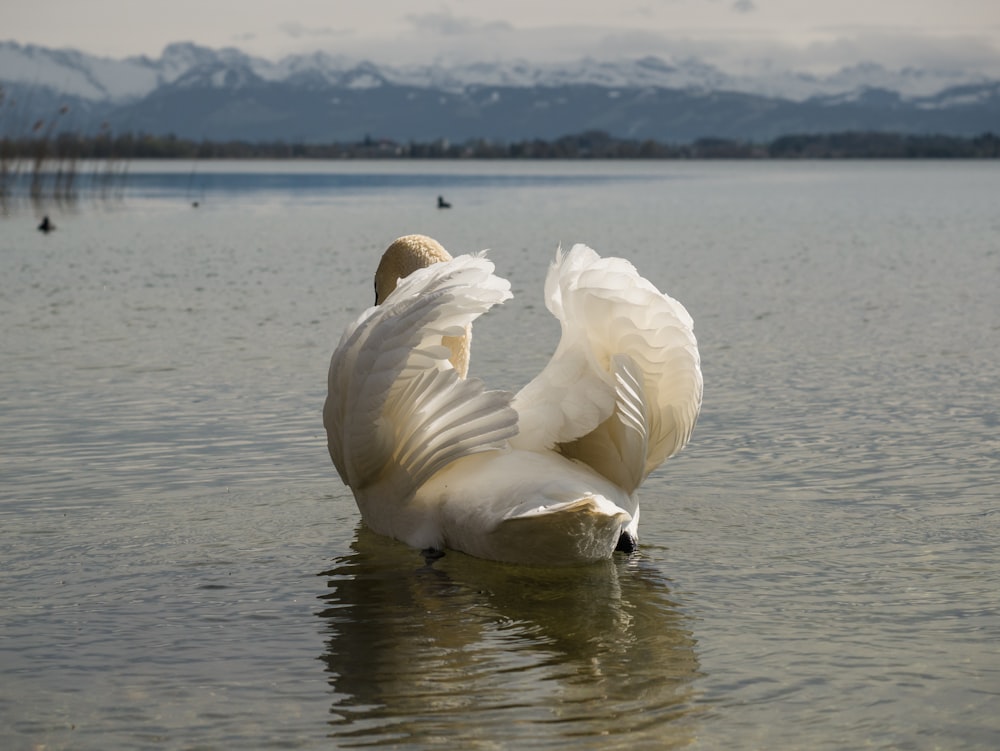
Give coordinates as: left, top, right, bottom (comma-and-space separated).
1, 160, 998, 750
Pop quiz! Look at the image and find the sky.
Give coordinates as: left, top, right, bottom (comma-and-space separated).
4, 0, 1000, 75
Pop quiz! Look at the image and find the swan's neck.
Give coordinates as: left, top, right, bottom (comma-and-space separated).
375, 234, 471, 378
375, 235, 452, 303
442, 331, 470, 379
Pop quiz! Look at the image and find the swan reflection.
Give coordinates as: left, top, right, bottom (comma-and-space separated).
317, 526, 701, 748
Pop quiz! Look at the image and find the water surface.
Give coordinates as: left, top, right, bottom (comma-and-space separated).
2, 160, 998, 749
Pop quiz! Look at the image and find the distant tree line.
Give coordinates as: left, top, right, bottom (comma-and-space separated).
765, 131, 1000, 158
3, 128, 999, 165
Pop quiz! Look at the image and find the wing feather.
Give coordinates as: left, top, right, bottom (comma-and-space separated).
324, 254, 517, 498
511, 244, 702, 492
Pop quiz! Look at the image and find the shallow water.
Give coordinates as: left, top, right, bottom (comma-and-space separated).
1, 160, 998, 749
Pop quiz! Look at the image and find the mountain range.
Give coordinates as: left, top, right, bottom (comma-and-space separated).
2, 40, 998, 143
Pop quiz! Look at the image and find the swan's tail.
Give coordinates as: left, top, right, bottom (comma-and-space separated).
511, 245, 702, 493
443, 495, 628, 566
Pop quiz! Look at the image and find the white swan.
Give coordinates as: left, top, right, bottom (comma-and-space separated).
324, 235, 702, 565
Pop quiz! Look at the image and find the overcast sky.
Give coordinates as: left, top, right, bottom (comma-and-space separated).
5, 0, 1000, 74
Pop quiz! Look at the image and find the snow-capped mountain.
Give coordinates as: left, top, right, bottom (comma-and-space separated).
1, 40, 997, 142
4, 40, 992, 103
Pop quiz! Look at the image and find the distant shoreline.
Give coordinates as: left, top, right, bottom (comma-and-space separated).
2, 129, 999, 163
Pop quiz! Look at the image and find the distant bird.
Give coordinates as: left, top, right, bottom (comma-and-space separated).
323, 234, 703, 565
437, 195, 451, 209
37, 216, 55, 234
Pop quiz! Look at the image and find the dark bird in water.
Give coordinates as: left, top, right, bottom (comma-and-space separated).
437, 195, 451, 209
37, 216, 55, 233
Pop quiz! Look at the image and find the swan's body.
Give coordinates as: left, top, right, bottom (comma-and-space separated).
324, 235, 702, 565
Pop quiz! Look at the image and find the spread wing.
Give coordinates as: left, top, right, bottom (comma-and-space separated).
511, 245, 702, 494
324, 253, 517, 498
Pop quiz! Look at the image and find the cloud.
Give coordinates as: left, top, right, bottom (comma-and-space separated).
271, 12, 1000, 79
404, 10, 513, 36
561, 25, 1000, 77
789, 30, 1000, 74
279, 21, 345, 40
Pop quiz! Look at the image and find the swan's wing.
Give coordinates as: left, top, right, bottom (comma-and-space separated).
554, 353, 649, 493
511, 245, 702, 493
324, 253, 517, 498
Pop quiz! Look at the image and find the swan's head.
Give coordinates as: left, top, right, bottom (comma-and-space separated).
374, 234, 471, 378
374, 234, 453, 304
